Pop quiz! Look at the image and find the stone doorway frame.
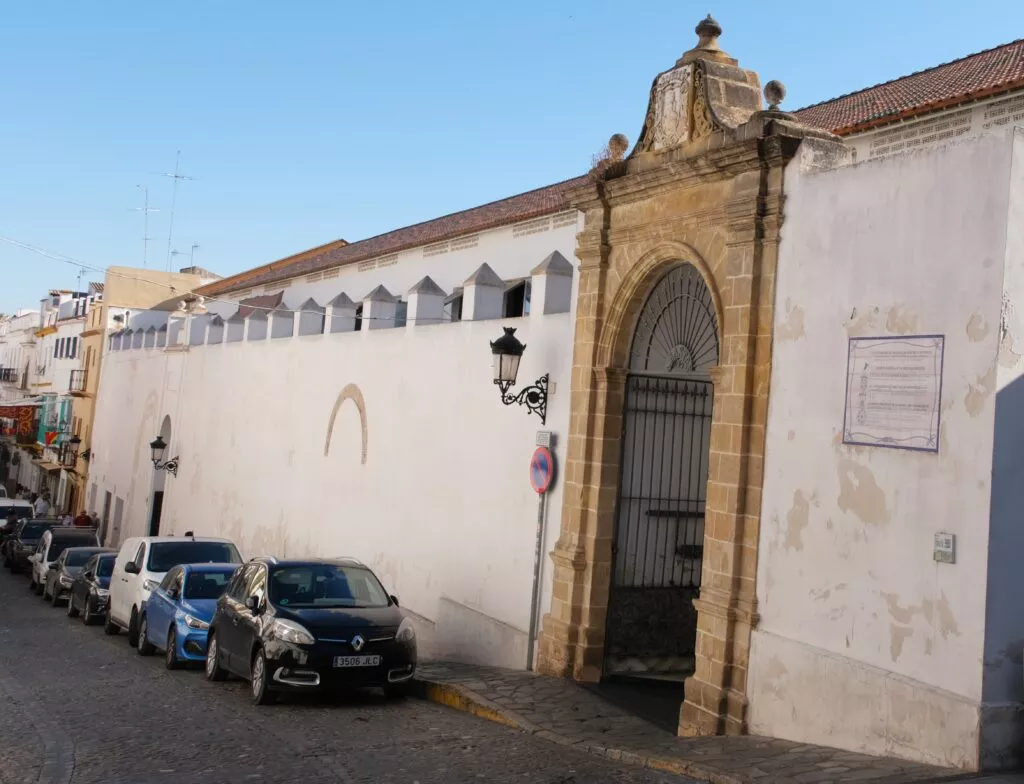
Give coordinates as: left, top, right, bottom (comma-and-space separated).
537, 135, 794, 735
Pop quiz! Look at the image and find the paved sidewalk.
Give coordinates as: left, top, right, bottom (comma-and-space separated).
412, 662, 968, 784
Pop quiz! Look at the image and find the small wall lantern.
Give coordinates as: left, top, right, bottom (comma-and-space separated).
489, 327, 549, 425
149, 435, 179, 477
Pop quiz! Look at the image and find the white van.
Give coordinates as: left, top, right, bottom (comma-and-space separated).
105, 535, 242, 646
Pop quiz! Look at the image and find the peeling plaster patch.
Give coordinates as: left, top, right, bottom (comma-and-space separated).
762, 656, 788, 697
999, 293, 1022, 368
784, 490, 811, 550
837, 459, 890, 525
846, 306, 882, 336
776, 299, 806, 342
935, 593, 960, 639
890, 623, 913, 662
886, 305, 919, 335
966, 311, 990, 342
964, 364, 997, 417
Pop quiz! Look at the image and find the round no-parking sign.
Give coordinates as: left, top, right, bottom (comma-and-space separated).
530, 446, 555, 494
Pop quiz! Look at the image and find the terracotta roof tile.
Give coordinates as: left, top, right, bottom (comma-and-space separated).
795, 39, 1024, 134
198, 175, 587, 298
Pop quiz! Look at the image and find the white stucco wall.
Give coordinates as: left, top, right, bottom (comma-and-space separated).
749, 131, 1018, 769
89, 267, 575, 670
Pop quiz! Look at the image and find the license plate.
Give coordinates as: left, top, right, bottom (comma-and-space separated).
333, 655, 380, 668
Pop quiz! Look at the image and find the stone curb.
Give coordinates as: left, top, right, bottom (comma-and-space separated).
409, 675, 745, 784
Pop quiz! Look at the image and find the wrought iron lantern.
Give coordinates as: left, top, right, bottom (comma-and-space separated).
489, 327, 548, 425
61, 435, 81, 469
149, 435, 179, 477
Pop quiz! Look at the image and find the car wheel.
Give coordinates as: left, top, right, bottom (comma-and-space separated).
127, 608, 139, 647
136, 614, 155, 656
165, 627, 182, 670
204, 632, 227, 682
66, 594, 79, 618
250, 648, 275, 706
101, 606, 118, 634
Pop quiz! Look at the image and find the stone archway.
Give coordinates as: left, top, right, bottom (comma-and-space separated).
536, 16, 838, 737
604, 263, 720, 681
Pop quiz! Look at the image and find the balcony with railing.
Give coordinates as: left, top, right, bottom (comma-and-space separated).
69, 369, 88, 395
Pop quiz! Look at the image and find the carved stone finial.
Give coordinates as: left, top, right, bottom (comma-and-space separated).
607, 134, 629, 161
695, 14, 722, 50
764, 80, 786, 110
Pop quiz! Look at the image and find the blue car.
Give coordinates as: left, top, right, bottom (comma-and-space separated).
137, 562, 238, 669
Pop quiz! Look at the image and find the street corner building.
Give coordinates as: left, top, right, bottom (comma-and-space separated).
82, 16, 1024, 774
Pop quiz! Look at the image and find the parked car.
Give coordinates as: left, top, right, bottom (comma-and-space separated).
29, 527, 101, 595
1, 503, 40, 555
137, 563, 237, 668
43, 546, 113, 606
204, 557, 416, 705
4, 519, 58, 573
67, 552, 117, 624
106, 536, 242, 646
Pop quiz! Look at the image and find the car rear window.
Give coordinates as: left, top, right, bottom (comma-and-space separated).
65, 549, 100, 567
48, 535, 98, 560
97, 557, 115, 578
147, 542, 241, 573
184, 569, 234, 599
20, 522, 50, 540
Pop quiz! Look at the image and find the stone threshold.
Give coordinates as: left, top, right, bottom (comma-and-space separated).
410, 662, 967, 784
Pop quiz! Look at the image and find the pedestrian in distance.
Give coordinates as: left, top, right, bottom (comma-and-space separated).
73, 510, 92, 527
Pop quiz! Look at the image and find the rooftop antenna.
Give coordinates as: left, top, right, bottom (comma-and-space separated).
130, 185, 159, 268
190, 242, 200, 267
159, 151, 196, 272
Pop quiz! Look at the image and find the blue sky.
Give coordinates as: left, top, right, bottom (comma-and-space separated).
2, 0, 1021, 313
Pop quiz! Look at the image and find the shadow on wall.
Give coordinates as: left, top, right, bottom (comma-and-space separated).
323, 384, 368, 464
981, 369, 1024, 769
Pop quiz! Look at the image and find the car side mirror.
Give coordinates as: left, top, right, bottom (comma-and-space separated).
245, 596, 262, 613
124, 562, 139, 575
390, 594, 400, 607
167, 588, 178, 600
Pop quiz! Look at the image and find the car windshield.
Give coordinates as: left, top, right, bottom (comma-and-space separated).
96, 557, 115, 578
20, 523, 49, 540
48, 537, 96, 560
184, 569, 234, 600
269, 564, 390, 609
147, 541, 241, 573
65, 549, 98, 567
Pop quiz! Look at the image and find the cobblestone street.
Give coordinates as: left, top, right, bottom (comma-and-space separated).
0, 569, 692, 784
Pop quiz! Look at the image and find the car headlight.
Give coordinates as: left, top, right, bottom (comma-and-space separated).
95, 588, 109, 599
59, 575, 73, 587
142, 579, 158, 592
396, 617, 416, 644
270, 618, 315, 645
184, 614, 209, 630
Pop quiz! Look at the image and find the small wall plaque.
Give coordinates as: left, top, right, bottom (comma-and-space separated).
934, 532, 956, 564
536, 431, 553, 448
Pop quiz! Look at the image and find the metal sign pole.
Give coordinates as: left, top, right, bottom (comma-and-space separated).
526, 490, 546, 671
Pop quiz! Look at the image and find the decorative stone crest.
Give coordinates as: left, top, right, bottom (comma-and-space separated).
635, 15, 762, 154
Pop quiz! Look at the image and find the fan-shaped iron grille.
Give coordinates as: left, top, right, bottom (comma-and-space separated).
628, 265, 718, 376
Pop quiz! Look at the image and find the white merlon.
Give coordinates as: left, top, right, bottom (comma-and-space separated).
463, 263, 505, 321
407, 276, 447, 326
530, 250, 574, 316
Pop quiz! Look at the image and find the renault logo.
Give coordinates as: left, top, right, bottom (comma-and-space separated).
351, 634, 365, 652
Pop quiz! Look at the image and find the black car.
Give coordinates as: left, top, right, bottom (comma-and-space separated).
44, 546, 114, 606
4, 519, 58, 572
67, 552, 117, 625
205, 557, 416, 705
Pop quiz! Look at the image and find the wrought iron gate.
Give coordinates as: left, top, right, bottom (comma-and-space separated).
605, 264, 718, 675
